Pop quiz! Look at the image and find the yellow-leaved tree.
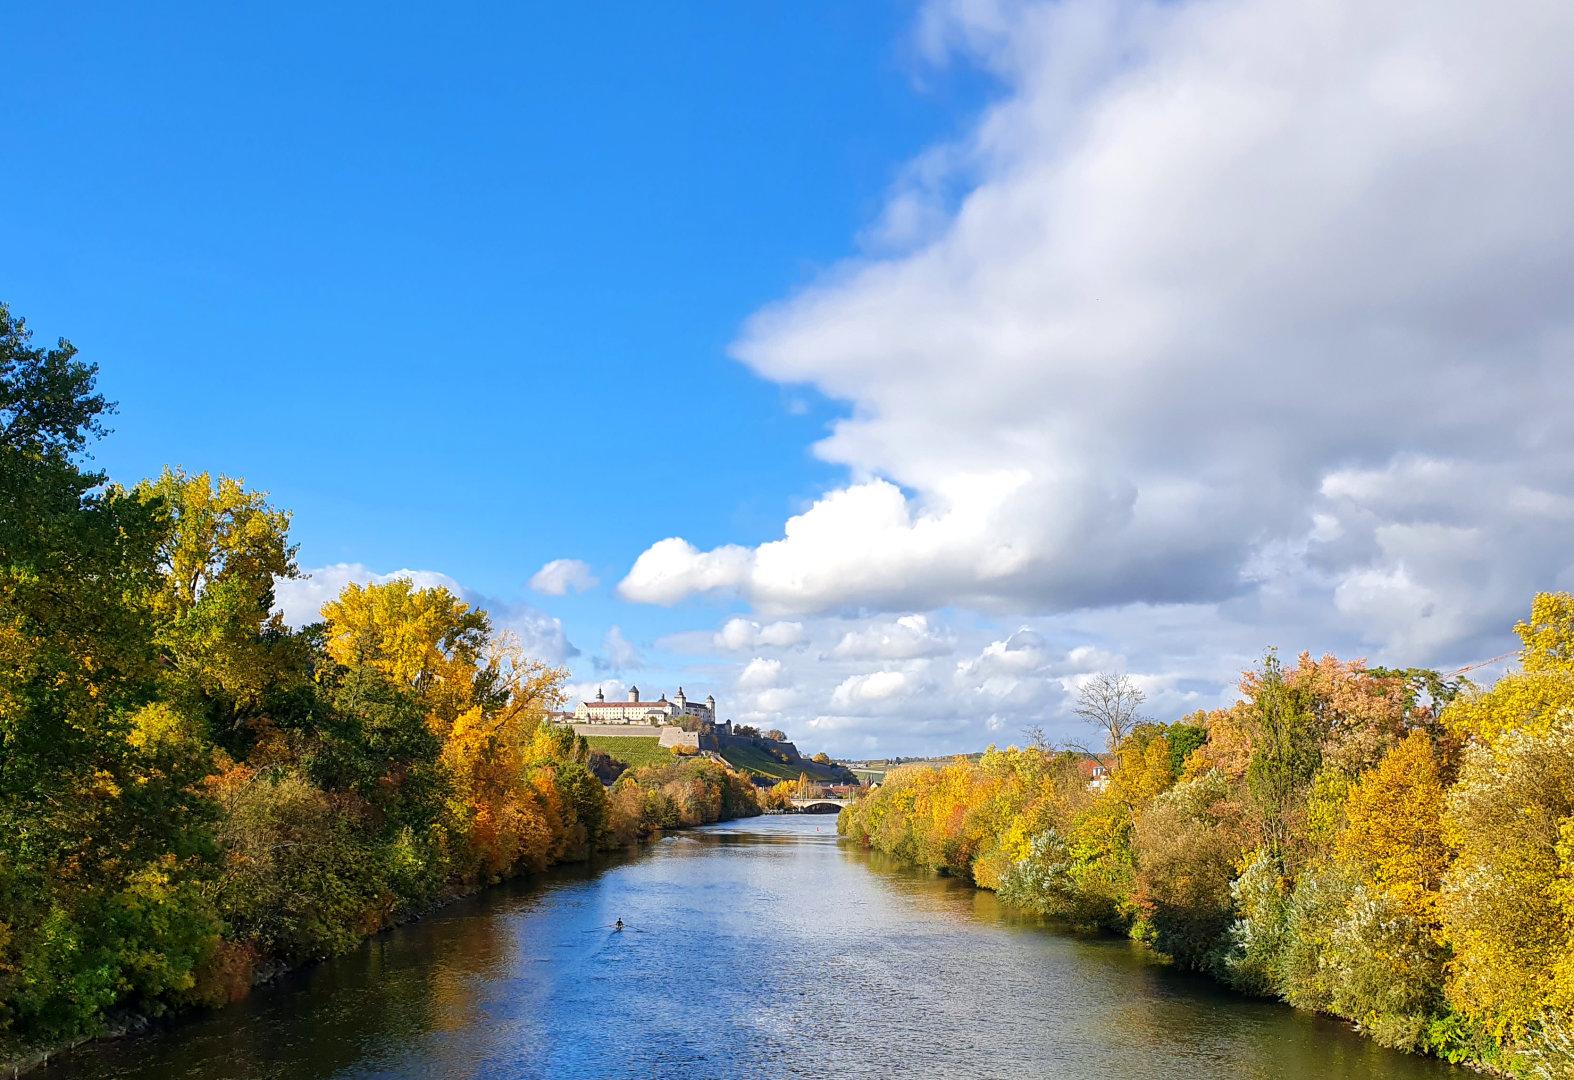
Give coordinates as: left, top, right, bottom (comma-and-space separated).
1439, 592, 1574, 1041
1445, 592, 1574, 746
320, 579, 489, 736
320, 580, 569, 882
1335, 730, 1448, 928
134, 468, 300, 709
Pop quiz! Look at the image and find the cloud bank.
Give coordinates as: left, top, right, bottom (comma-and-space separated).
619, 0, 1574, 680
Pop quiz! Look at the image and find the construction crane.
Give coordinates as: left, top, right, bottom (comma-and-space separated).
1446, 652, 1516, 678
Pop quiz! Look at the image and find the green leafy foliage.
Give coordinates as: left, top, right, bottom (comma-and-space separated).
0, 304, 762, 1058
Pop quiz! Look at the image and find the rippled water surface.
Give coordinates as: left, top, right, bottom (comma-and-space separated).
45, 814, 1459, 1079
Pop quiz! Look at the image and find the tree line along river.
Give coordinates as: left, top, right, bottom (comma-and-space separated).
43, 814, 1459, 1079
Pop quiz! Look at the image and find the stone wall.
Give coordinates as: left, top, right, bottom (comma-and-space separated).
658, 727, 701, 751
564, 722, 702, 753
567, 723, 664, 740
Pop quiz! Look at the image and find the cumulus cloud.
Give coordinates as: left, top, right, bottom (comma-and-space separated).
712, 617, 807, 651
654, 608, 1225, 756
594, 626, 644, 673
275, 563, 577, 663
830, 614, 955, 660
563, 678, 625, 708
734, 685, 802, 724
831, 670, 919, 710
617, 0, 1574, 670
529, 558, 599, 596
956, 628, 1053, 678
737, 657, 785, 690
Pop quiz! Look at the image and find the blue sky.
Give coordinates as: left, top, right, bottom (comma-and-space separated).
7, 2, 1570, 756
4, 4, 990, 669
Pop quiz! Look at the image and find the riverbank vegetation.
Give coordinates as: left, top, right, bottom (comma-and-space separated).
0, 305, 760, 1064
840, 598, 1574, 1077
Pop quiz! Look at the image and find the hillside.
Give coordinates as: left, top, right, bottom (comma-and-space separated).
719, 744, 852, 784
582, 735, 675, 769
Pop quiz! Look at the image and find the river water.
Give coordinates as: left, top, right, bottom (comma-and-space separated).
46, 814, 1458, 1079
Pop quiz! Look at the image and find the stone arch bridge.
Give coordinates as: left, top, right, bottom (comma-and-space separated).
789, 797, 849, 813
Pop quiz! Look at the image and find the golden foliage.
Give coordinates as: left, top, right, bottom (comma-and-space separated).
1445, 592, 1574, 746
1440, 716, 1574, 1037
1336, 731, 1447, 927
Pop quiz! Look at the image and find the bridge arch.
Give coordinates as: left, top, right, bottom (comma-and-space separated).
788, 797, 848, 813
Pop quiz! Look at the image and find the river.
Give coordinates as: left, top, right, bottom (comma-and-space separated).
45, 814, 1459, 1079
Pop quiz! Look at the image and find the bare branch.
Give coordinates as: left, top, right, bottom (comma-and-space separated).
1073, 672, 1146, 754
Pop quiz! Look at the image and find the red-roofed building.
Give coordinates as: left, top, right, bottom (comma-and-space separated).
1076, 758, 1111, 792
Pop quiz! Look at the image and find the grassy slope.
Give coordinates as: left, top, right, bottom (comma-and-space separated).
719, 744, 803, 781
583, 735, 675, 769
718, 744, 849, 783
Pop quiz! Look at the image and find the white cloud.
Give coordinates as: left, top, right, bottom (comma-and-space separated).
615, 0, 1574, 673
529, 558, 599, 596
618, 538, 751, 606
595, 626, 643, 673
956, 627, 1051, 678
831, 670, 917, 709
563, 678, 625, 707
648, 607, 1236, 756
712, 617, 807, 651
737, 686, 801, 723
830, 613, 955, 660
275, 562, 577, 664
758, 621, 808, 648
737, 657, 784, 690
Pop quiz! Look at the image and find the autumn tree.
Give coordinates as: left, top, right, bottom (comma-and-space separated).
1336, 731, 1448, 926
136, 468, 298, 625
1243, 651, 1322, 858
1441, 707, 1574, 1039
321, 580, 569, 881
1445, 591, 1574, 746
0, 305, 219, 1042
130, 468, 305, 757
321, 579, 492, 737
1134, 770, 1248, 972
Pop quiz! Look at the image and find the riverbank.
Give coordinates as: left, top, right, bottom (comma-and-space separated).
837, 809, 1487, 1074
5, 795, 761, 1078
29, 815, 1457, 1080
835, 614, 1574, 1078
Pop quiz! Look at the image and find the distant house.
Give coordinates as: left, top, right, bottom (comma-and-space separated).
1076, 758, 1111, 792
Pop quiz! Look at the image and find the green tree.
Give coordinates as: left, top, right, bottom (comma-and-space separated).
1163, 721, 1208, 777
314, 670, 448, 836
0, 305, 219, 1043
133, 468, 307, 755
1244, 651, 1322, 858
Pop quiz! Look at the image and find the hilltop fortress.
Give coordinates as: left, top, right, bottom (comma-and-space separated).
573, 685, 716, 726
551, 685, 858, 786
559, 686, 735, 752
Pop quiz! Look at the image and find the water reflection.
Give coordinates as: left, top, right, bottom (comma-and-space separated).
45, 816, 1458, 1080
